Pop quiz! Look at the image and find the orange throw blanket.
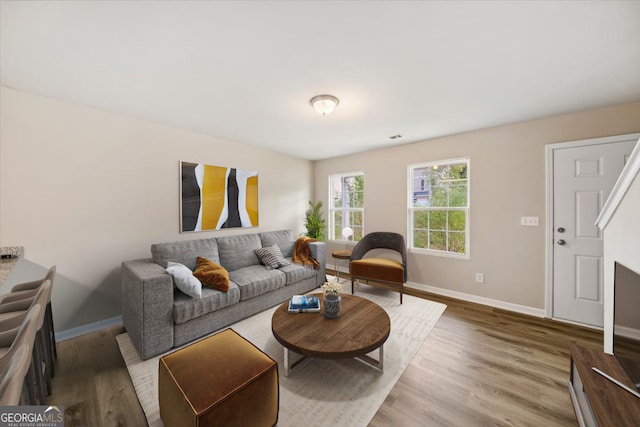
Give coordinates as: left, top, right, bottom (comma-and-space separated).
292, 236, 320, 269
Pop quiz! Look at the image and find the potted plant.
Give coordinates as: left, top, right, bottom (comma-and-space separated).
304, 200, 326, 241
321, 280, 343, 318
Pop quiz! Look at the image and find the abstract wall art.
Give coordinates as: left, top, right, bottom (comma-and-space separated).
180, 161, 258, 232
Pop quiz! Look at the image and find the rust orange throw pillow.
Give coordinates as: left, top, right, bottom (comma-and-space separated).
193, 257, 230, 292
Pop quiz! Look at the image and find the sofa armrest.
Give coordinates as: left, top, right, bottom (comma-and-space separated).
121, 259, 174, 360
309, 241, 327, 286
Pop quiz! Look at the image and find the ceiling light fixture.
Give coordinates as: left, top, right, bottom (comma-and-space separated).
310, 94, 339, 115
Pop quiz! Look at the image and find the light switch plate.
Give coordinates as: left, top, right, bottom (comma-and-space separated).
520, 216, 539, 227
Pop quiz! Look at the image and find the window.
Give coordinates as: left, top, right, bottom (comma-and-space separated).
408, 158, 469, 257
329, 172, 364, 241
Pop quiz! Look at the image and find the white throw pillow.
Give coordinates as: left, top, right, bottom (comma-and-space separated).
166, 261, 202, 299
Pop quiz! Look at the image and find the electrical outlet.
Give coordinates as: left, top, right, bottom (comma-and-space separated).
475, 273, 485, 283
520, 216, 539, 227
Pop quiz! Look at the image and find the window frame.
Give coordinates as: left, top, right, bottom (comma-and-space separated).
328, 171, 365, 242
407, 157, 470, 259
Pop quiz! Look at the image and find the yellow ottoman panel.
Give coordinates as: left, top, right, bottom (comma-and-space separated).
159, 328, 279, 427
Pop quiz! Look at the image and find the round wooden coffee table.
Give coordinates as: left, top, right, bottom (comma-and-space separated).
271, 293, 390, 376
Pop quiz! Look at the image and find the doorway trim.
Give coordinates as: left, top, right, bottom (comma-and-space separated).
545, 133, 640, 321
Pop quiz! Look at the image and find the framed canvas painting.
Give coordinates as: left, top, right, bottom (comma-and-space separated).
180, 161, 258, 232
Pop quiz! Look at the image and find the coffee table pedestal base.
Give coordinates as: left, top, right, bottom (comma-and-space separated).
283, 345, 384, 377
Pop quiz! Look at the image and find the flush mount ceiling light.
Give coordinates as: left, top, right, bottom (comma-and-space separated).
310, 94, 339, 115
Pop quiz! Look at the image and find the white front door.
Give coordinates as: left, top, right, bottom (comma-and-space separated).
552, 138, 636, 327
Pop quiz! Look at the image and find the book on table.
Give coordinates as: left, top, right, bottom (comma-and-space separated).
288, 294, 320, 313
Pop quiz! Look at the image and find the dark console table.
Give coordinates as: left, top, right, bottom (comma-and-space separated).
568, 342, 640, 426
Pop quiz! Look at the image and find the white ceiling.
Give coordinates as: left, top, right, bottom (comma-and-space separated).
2, 1, 639, 160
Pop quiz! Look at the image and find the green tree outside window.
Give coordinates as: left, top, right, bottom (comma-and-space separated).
409, 159, 469, 256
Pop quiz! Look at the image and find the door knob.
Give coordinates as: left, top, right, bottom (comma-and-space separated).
557, 227, 565, 233
557, 239, 566, 246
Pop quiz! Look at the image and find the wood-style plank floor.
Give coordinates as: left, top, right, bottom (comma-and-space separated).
46, 325, 147, 427
370, 286, 600, 427
46, 276, 600, 426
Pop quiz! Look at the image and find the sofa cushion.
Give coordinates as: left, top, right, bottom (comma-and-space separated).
229, 265, 286, 301
193, 257, 230, 292
217, 234, 262, 272
350, 258, 404, 284
173, 282, 241, 325
259, 230, 295, 258
278, 261, 317, 285
152, 238, 220, 270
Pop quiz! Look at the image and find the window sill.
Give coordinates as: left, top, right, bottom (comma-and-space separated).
409, 247, 470, 260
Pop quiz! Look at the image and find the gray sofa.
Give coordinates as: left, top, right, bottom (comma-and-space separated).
121, 230, 326, 360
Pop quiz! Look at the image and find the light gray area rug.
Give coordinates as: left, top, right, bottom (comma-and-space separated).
116, 285, 446, 427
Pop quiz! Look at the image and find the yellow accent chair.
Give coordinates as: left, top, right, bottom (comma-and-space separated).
350, 232, 407, 304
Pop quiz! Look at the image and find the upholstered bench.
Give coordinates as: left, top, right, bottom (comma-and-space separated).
158, 328, 279, 427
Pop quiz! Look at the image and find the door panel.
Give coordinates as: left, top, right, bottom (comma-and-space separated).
575, 255, 600, 301
575, 191, 601, 238
553, 140, 635, 327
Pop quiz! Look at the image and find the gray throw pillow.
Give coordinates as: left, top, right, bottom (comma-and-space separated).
255, 244, 291, 270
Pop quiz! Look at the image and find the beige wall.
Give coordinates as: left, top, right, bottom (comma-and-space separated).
314, 103, 640, 312
0, 87, 313, 332
2, 85, 639, 333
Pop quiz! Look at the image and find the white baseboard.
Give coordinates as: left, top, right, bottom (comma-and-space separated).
615, 325, 640, 341
324, 260, 548, 319
405, 282, 547, 318
55, 315, 123, 342
549, 316, 603, 331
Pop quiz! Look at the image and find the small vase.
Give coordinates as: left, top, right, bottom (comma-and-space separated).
324, 293, 341, 318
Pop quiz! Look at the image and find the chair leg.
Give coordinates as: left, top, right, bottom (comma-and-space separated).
42, 312, 55, 379
32, 335, 46, 404
39, 328, 53, 395
47, 303, 57, 361
23, 367, 37, 405
400, 283, 403, 304
351, 277, 355, 295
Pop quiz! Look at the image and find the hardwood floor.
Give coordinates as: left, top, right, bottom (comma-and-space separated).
370, 287, 600, 427
46, 277, 601, 426
45, 325, 147, 427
